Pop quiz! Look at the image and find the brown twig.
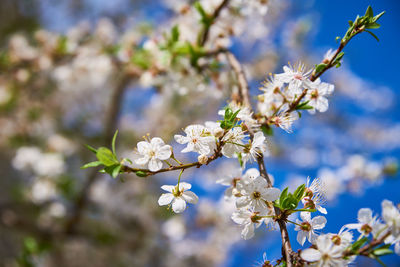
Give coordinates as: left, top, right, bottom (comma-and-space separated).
199, 0, 230, 46
122, 131, 228, 176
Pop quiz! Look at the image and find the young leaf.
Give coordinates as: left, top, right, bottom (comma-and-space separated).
365, 6, 373, 18
373, 248, 393, 257
96, 147, 118, 166
81, 161, 103, 169
86, 144, 98, 154
373, 11, 386, 22
171, 25, 180, 43
112, 130, 118, 155
135, 171, 149, 177
293, 184, 306, 201
365, 30, 380, 42
111, 164, 122, 178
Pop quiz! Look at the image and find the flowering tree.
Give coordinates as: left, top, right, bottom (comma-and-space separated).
0, 1, 399, 266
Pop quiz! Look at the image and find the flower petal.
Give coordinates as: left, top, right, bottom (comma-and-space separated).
179, 182, 191, 191
137, 141, 150, 153
263, 187, 281, 201
148, 158, 162, 172
182, 191, 198, 204
150, 137, 165, 147
358, 208, 373, 224
156, 145, 172, 160
312, 216, 327, 230
161, 185, 175, 192
301, 248, 321, 262
158, 193, 174, 206
172, 197, 186, 213
174, 135, 188, 144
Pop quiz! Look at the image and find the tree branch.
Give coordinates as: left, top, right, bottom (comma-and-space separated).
226, 50, 293, 267
199, 0, 230, 46
63, 74, 132, 234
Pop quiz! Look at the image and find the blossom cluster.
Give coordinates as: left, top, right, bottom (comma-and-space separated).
257, 63, 335, 133
300, 199, 400, 266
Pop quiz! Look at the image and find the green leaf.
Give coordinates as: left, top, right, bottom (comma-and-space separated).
171, 25, 180, 43
96, 147, 118, 166
111, 164, 122, 178
365, 30, 380, 42
350, 236, 369, 252
122, 158, 133, 164
335, 51, 345, 61
261, 124, 274, 136
373, 247, 393, 256
86, 144, 98, 154
81, 161, 103, 169
293, 184, 306, 201
237, 152, 243, 168
194, 2, 209, 23
112, 130, 118, 155
365, 6, 373, 18
366, 22, 381, 29
231, 109, 241, 121
315, 63, 327, 73
373, 11, 386, 22
295, 100, 311, 110
348, 20, 353, 27
135, 171, 149, 177
131, 48, 151, 69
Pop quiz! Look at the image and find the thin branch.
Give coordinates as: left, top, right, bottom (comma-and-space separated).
286, 31, 361, 114
64, 74, 132, 234
199, 0, 230, 46
226, 50, 293, 267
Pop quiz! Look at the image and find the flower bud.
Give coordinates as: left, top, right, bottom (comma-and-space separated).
198, 154, 208, 165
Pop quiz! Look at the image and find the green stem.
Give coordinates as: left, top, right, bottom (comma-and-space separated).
286, 219, 302, 227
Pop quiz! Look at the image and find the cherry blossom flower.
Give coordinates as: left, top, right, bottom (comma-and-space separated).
135, 137, 172, 172
174, 124, 215, 155
381, 199, 400, 237
241, 131, 268, 165
236, 176, 280, 212
344, 208, 384, 237
231, 208, 267, 240
158, 182, 199, 213
301, 234, 349, 266
221, 127, 247, 158
306, 78, 335, 113
271, 111, 299, 133
275, 63, 313, 96
328, 227, 354, 248
303, 177, 328, 214
295, 212, 327, 245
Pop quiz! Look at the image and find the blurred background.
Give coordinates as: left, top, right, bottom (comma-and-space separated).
0, 0, 399, 266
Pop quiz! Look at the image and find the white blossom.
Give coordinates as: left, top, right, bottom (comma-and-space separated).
175, 124, 215, 155
158, 182, 199, 213
231, 208, 266, 240
221, 127, 247, 158
275, 63, 313, 96
236, 176, 280, 212
241, 131, 268, 165
301, 234, 348, 266
303, 177, 328, 214
344, 208, 384, 237
135, 137, 172, 172
295, 212, 327, 245
306, 78, 335, 113
381, 199, 400, 238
